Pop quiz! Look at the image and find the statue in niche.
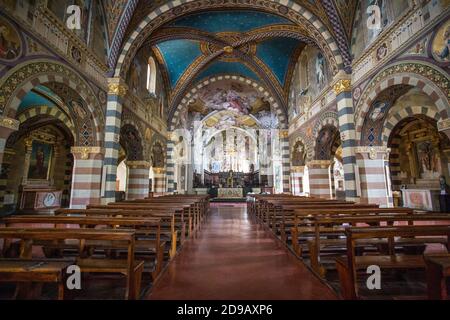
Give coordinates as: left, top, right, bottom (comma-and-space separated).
315, 53, 325, 88
152, 143, 164, 168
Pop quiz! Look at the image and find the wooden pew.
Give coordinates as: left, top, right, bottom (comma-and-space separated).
425, 254, 450, 300
290, 207, 414, 255
0, 258, 74, 300
307, 214, 450, 275
335, 225, 450, 299
82, 206, 184, 255
0, 228, 144, 300
2, 215, 166, 280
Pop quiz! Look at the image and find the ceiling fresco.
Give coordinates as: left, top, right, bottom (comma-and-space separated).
105, 0, 358, 123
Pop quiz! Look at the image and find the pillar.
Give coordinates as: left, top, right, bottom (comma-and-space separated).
280, 130, 291, 193
70, 147, 104, 208
126, 161, 150, 200
153, 168, 166, 196
166, 134, 175, 194
333, 73, 359, 202
103, 78, 128, 204
291, 166, 304, 196
0, 117, 19, 210
356, 146, 393, 207
307, 160, 332, 199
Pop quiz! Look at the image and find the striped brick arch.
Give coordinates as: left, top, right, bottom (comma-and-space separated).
381, 106, 442, 145
0, 60, 105, 145
16, 105, 77, 139
113, 0, 344, 78
169, 75, 288, 130
355, 63, 450, 142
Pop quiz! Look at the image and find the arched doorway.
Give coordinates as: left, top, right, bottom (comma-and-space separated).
388, 116, 450, 210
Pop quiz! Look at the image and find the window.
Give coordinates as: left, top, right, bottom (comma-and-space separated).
146, 57, 157, 95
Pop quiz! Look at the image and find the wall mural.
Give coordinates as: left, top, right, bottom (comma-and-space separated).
27, 141, 53, 180
0, 16, 21, 61
288, 45, 331, 120
185, 81, 277, 130
352, 0, 412, 59
432, 20, 450, 62
291, 141, 306, 167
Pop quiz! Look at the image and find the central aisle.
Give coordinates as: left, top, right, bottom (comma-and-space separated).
147, 204, 337, 300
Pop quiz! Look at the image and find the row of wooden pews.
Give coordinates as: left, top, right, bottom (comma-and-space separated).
249, 194, 450, 299
0, 194, 210, 300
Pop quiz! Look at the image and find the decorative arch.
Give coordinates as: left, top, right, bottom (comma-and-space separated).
311, 111, 339, 157
170, 74, 288, 130
0, 59, 105, 145
16, 106, 77, 139
113, 0, 344, 79
382, 106, 442, 145
354, 61, 450, 142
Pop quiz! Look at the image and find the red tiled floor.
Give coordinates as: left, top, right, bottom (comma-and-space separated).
147, 205, 337, 300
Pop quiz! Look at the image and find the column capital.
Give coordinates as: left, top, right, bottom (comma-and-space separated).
332, 70, 352, 95
437, 118, 450, 131
356, 146, 391, 159
291, 166, 305, 173
153, 167, 165, 174
126, 160, 151, 169
107, 78, 128, 97
71, 146, 104, 160
0, 116, 20, 133
306, 160, 333, 168
278, 130, 289, 139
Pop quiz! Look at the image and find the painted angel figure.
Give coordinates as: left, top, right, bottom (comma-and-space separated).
316, 53, 325, 88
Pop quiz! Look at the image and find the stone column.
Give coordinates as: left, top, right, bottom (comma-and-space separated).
126, 161, 150, 200
280, 130, 291, 193
291, 166, 305, 196
166, 134, 175, 194
307, 160, 332, 199
103, 78, 127, 204
70, 147, 104, 208
0, 117, 19, 209
153, 167, 166, 196
356, 146, 393, 207
333, 72, 359, 202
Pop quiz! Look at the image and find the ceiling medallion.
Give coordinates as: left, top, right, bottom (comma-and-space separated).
200, 32, 256, 62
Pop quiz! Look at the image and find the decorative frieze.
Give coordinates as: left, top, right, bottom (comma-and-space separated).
71, 146, 104, 160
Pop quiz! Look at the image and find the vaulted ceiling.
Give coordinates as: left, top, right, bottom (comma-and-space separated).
103, 0, 359, 123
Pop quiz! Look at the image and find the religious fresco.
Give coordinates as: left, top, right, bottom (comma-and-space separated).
288, 45, 330, 119
291, 141, 306, 167
432, 20, 450, 62
351, 0, 412, 59
0, 16, 21, 61
27, 141, 53, 180
186, 80, 277, 129
2, 0, 35, 22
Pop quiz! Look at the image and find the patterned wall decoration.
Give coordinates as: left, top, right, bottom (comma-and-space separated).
360, 84, 413, 146
354, 62, 450, 141
0, 16, 22, 63
0, 60, 105, 145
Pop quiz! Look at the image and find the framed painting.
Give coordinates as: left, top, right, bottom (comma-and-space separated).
27, 141, 53, 180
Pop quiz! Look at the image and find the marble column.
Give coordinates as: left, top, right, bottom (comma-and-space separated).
70, 147, 104, 208
126, 161, 150, 200
280, 130, 291, 193
103, 78, 127, 204
153, 167, 166, 196
166, 135, 175, 194
333, 72, 359, 202
307, 160, 332, 199
356, 146, 393, 207
290, 166, 305, 196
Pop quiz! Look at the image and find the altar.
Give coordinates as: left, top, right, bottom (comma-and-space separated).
401, 189, 440, 211
218, 188, 244, 199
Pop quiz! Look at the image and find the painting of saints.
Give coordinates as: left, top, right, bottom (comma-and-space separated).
369, 101, 389, 122
0, 19, 21, 60
433, 23, 450, 62
27, 141, 52, 180
316, 53, 325, 88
